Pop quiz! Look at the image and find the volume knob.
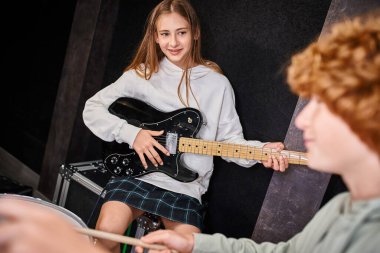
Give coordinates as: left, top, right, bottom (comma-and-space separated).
113, 166, 122, 175
122, 158, 130, 166
110, 156, 118, 164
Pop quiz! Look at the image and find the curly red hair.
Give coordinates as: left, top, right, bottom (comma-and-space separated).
287, 13, 380, 156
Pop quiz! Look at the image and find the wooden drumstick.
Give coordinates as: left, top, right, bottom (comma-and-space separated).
76, 227, 175, 251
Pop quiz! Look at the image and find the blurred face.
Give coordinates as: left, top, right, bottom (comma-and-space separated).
155, 12, 193, 69
295, 96, 370, 174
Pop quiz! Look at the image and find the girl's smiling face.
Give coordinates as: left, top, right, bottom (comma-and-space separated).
155, 12, 193, 69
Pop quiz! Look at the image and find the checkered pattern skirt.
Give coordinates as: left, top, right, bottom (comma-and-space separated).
103, 177, 204, 229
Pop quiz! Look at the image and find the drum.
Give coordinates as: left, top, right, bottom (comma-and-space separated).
0, 193, 92, 241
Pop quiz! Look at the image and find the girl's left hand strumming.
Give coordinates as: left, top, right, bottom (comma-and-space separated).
262, 142, 289, 172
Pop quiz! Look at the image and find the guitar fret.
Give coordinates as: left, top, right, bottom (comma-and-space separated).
191, 139, 196, 154
207, 141, 213, 156
201, 140, 207, 155
218, 143, 222, 155
213, 142, 220, 156
235, 144, 240, 158
241, 145, 249, 159
204, 141, 208, 155
198, 139, 203, 154
227, 144, 233, 157
211, 142, 215, 155
196, 140, 208, 156
203, 140, 208, 155
221, 143, 227, 157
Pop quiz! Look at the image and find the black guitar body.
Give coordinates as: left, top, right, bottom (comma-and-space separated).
104, 97, 202, 182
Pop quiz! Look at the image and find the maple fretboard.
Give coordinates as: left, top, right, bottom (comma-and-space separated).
178, 137, 308, 165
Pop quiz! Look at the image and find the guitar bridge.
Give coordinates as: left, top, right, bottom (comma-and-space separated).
165, 132, 178, 155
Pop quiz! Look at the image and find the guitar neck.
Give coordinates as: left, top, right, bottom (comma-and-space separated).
178, 137, 308, 165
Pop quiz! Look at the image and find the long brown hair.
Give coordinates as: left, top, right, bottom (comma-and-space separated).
125, 0, 222, 107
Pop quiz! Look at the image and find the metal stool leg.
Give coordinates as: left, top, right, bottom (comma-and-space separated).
130, 212, 162, 253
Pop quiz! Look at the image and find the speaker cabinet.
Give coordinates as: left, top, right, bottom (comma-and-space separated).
53, 160, 112, 228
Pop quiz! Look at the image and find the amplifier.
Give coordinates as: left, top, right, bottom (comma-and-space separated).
53, 160, 112, 228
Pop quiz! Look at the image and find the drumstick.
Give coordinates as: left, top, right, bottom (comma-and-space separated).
75, 227, 173, 251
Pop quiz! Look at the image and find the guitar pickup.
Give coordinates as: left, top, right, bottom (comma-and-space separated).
176, 122, 194, 131
165, 132, 178, 155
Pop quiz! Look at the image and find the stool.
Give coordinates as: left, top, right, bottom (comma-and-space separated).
123, 212, 162, 253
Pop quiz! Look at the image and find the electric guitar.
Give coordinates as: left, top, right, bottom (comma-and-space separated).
104, 97, 308, 182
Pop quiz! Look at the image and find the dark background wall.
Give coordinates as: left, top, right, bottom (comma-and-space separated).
1, 1, 77, 172
1, 0, 348, 240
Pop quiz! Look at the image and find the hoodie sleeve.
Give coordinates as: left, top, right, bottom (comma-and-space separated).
82, 71, 142, 146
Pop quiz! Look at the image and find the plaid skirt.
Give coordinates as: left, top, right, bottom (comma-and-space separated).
103, 177, 204, 229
